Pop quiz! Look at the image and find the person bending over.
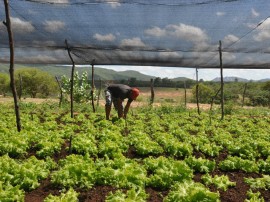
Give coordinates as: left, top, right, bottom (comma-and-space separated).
105, 84, 140, 120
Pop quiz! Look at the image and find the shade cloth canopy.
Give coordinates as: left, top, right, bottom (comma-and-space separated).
1, 0, 270, 69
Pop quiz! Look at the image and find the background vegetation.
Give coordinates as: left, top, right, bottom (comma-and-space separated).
0, 66, 269, 107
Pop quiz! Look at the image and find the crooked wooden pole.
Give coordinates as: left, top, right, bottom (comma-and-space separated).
4, 0, 21, 132
150, 78, 155, 105
184, 80, 187, 108
210, 88, 221, 112
242, 83, 247, 107
96, 78, 102, 107
219, 40, 224, 120
65, 39, 75, 118
209, 88, 221, 125
55, 76, 63, 107
196, 68, 200, 115
91, 59, 96, 113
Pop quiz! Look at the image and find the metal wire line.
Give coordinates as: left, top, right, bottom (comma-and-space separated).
21, 0, 241, 7
196, 15, 270, 68
223, 15, 270, 51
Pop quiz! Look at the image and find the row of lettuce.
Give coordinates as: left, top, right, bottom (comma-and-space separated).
0, 103, 270, 201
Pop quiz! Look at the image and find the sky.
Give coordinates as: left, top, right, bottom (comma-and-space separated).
97, 65, 270, 81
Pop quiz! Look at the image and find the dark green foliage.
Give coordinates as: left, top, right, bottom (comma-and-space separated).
0, 72, 9, 96
15, 68, 58, 98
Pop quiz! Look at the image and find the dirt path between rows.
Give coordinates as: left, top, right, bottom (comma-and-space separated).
0, 97, 212, 110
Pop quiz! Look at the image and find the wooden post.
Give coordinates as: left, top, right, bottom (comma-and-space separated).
55, 76, 63, 107
242, 83, 247, 107
219, 40, 225, 120
196, 68, 200, 115
91, 59, 96, 113
96, 78, 102, 107
210, 88, 221, 112
209, 88, 221, 125
184, 80, 187, 108
150, 78, 155, 105
4, 0, 21, 132
65, 39, 75, 118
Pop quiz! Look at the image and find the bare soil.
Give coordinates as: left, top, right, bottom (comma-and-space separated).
0, 96, 210, 110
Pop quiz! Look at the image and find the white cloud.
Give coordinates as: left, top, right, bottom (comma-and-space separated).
145, 24, 214, 61
96, 0, 121, 8
26, 55, 61, 62
108, 2, 121, 8
93, 33, 116, 42
10, 17, 34, 33
33, 0, 69, 3
0, 48, 66, 64
167, 23, 208, 43
216, 12, 225, 17
145, 26, 167, 37
120, 37, 146, 48
15, 49, 67, 63
32, 40, 57, 46
253, 18, 270, 41
43, 20, 65, 33
245, 23, 257, 29
223, 34, 239, 46
222, 52, 236, 62
159, 51, 181, 58
251, 8, 259, 17
145, 23, 208, 44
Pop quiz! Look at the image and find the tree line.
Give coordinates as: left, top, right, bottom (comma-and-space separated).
0, 68, 269, 107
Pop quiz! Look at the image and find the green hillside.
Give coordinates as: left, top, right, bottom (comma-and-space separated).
0, 64, 154, 81
172, 77, 193, 82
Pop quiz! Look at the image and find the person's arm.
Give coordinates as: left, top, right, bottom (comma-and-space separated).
123, 100, 132, 119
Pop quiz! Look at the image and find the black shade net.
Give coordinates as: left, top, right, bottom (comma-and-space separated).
1, 0, 270, 69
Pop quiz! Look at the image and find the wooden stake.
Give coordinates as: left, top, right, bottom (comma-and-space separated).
97, 78, 102, 107
196, 68, 200, 115
55, 76, 63, 107
4, 0, 21, 132
184, 80, 187, 108
242, 83, 247, 107
150, 78, 155, 105
65, 39, 75, 118
219, 40, 224, 120
91, 59, 96, 112
210, 88, 221, 112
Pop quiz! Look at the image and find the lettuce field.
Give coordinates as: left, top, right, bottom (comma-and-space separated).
0, 101, 270, 202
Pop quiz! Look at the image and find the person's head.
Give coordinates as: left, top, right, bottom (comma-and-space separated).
130, 88, 140, 100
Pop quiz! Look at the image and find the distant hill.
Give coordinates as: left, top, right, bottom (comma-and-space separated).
116, 70, 154, 81
172, 77, 193, 81
212, 76, 270, 82
1, 64, 269, 82
212, 76, 250, 82
0, 64, 155, 81
258, 78, 270, 82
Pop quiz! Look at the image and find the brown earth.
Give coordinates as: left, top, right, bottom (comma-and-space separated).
0, 96, 210, 110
